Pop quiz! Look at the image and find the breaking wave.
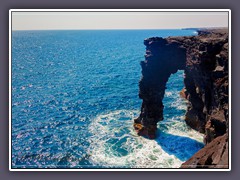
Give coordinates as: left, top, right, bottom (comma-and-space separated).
88, 110, 204, 168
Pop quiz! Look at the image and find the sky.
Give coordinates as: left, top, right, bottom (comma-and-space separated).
11, 11, 229, 30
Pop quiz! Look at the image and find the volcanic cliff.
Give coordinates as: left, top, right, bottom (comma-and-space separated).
134, 28, 229, 168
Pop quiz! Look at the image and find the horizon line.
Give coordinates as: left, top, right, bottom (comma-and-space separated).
12, 26, 228, 31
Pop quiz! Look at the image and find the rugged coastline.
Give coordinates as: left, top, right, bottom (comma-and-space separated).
134, 28, 229, 168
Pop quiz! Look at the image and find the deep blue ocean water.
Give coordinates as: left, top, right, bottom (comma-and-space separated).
11, 29, 204, 169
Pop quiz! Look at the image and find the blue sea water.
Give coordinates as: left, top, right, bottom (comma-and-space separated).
11, 29, 204, 169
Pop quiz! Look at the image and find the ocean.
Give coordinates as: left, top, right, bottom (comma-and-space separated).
11, 29, 204, 169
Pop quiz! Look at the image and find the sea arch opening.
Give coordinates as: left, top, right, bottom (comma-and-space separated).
162, 70, 187, 123
134, 37, 187, 139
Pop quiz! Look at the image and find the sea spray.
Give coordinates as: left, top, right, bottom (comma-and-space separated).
87, 109, 203, 168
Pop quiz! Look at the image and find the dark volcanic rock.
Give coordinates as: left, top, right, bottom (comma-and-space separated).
181, 133, 228, 168
135, 28, 229, 167
134, 37, 186, 139
205, 110, 227, 144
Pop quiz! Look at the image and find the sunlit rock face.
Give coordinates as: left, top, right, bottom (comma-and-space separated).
135, 29, 229, 168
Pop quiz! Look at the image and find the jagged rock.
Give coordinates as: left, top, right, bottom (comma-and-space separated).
133, 122, 157, 139
180, 87, 188, 99
134, 37, 186, 139
135, 28, 229, 167
205, 110, 227, 144
181, 134, 228, 168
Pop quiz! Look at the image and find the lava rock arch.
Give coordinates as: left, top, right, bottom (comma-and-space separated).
134, 37, 187, 139
134, 29, 229, 168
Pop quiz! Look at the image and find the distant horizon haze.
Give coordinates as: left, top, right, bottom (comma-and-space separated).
11, 11, 229, 31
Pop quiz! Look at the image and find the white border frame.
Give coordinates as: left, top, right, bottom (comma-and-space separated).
9, 9, 231, 171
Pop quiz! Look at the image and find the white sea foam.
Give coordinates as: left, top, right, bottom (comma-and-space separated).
170, 97, 187, 110
165, 91, 173, 97
87, 110, 204, 168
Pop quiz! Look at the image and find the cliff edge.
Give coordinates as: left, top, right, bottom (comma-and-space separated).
134, 28, 229, 168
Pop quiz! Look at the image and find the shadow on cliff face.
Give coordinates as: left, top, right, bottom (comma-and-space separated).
155, 130, 204, 161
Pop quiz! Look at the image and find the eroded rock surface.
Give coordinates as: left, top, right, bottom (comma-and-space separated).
181, 133, 228, 168
134, 37, 186, 139
135, 28, 229, 168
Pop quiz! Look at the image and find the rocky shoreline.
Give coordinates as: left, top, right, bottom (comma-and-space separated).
134, 28, 229, 168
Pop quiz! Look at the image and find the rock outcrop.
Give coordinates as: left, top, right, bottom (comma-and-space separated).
134, 37, 186, 139
135, 28, 229, 168
181, 133, 228, 168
